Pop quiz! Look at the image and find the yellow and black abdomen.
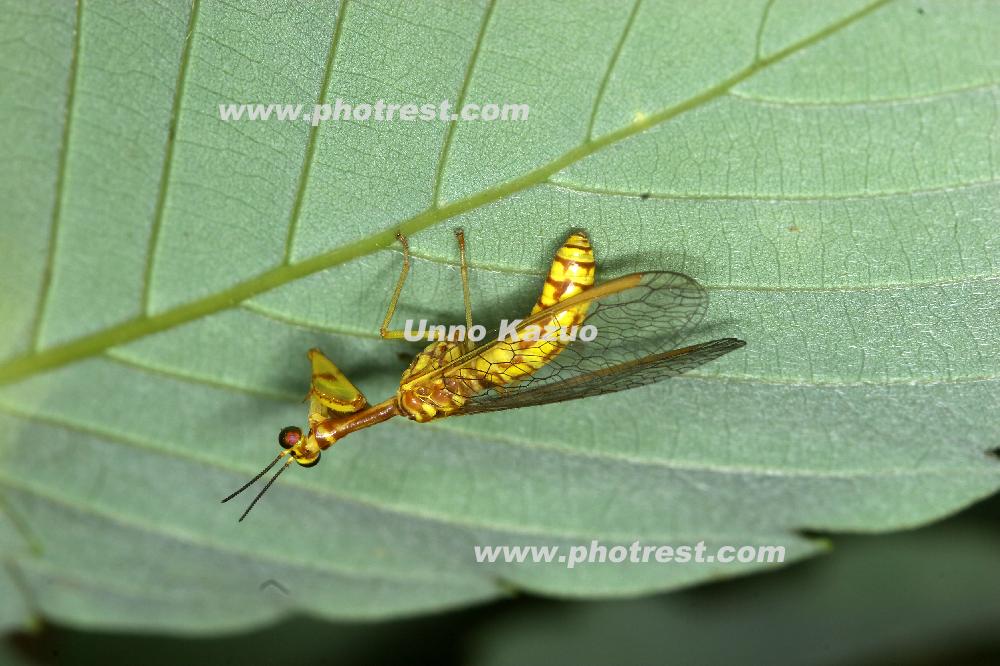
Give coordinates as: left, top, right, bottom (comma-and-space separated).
532, 231, 595, 315
397, 231, 596, 422
472, 230, 595, 386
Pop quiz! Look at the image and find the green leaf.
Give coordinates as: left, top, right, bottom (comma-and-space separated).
14, 503, 1000, 663
2, 0, 999, 632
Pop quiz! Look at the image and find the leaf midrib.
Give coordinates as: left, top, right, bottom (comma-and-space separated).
0, 0, 893, 385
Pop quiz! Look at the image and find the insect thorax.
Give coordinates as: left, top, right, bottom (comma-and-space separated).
396, 340, 478, 422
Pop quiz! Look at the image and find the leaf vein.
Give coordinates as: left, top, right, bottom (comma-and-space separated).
730, 79, 1000, 109
140, 0, 201, 314
0, 474, 484, 588
546, 174, 1000, 203
753, 0, 777, 63
431, 0, 496, 207
0, 0, 895, 385
281, 0, 350, 264
585, 0, 642, 141
29, 0, 84, 352
0, 402, 760, 542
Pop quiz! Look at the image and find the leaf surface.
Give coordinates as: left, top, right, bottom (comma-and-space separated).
1, 0, 999, 631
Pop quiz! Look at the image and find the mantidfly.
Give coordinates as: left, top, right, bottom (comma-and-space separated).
223, 229, 745, 520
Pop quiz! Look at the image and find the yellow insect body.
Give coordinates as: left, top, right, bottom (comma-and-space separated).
399, 232, 595, 421
483, 232, 595, 382
223, 229, 746, 521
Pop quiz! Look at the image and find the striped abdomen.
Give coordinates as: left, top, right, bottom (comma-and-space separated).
472, 230, 594, 384
530, 231, 595, 316
397, 231, 595, 422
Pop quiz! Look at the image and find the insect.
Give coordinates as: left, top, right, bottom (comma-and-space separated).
223, 229, 745, 520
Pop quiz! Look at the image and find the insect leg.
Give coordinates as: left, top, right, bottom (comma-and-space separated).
380, 230, 477, 341
379, 233, 413, 340
455, 228, 473, 329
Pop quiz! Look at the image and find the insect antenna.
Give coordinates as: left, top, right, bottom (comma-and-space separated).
234, 458, 294, 522
221, 450, 288, 505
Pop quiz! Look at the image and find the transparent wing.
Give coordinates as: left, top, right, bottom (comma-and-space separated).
460, 338, 745, 412
426, 271, 744, 413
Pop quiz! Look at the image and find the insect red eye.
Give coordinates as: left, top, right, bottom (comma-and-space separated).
278, 426, 302, 449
